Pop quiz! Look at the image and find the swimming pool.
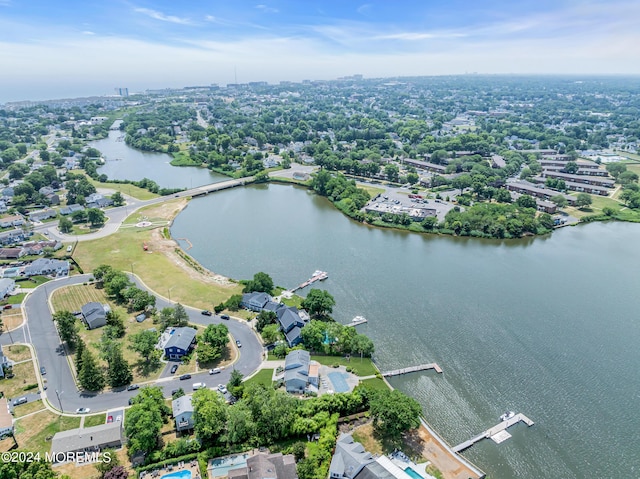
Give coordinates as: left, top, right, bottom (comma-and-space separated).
327, 372, 350, 393
160, 470, 192, 479
209, 453, 250, 477
404, 467, 423, 479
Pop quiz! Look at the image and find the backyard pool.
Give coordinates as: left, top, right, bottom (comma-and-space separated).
209, 453, 250, 477
160, 470, 192, 479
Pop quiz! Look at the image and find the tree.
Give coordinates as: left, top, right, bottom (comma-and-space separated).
53, 310, 78, 349
59, 216, 73, 233
550, 195, 568, 208
261, 323, 281, 344
95, 449, 121, 479
225, 294, 243, 311
606, 162, 627, 179
75, 337, 86, 373
224, 403, 255, 446
228, 369, 244, 398
111, 191, 125, 206
369, 389, 421, 439
78, 348, 105, 391
384, 164, 400, 182
562, 161, 579, 174
576, 193, 592, 209
301, 289, 336, 319
107, 345, 133, 388
242, 272, 274, 294
125, 386, 167, 456
516, 194, 537, 208
71, 209, 88, 223
192, 388, 228, 444
350, 334, 375, 357
104, 466, 129, 479
256, 310, 277, 332
105, 310, 125, 338
87, 208, 106, 227
406, 172, 419, 185
129, 330, 160, 363
173, 303, 189, 327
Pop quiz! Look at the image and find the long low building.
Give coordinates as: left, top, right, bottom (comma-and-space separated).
50, 422, 123, 462
541, 171, 615, 188
506, 181, 576, 205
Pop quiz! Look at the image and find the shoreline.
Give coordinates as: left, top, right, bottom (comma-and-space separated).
167, 196, 487, 479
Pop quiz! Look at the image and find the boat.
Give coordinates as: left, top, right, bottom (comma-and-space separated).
500, 411, 516, 421
312, 270, 328, 280
348, 316, 368, 327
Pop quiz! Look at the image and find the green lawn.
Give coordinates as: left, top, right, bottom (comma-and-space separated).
87, 178, 159, 200
16, 276, 51, 287
311, 355, 378, 377
358, 378, 391, 392
73, 200, 243, 310
11, 411, 81, 453
6, 293, 26, 304
244, 368, 274, 388
83, 413, 106, 428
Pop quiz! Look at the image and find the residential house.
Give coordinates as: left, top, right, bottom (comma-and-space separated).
28, 208, 57, 223
541, 171, 614, 188
0, 398, 13, 438
0, 229, 27, 246
23, 258, 70, 277
1, 188, 14, 198
0, 278, 16, 299
329, 434, 376, 479
0, 354, 11, 379
81, 302, 111, 330
0, 248, 24, 260
241, 292, 272, 312
21, 240, 62, 256
506, 181, 576, 205
227, 453, 298, 479
64, 158, 80, 170
277, 306, 306, 347
172, 394, 194, 432
283, 349, 319, 394
50, 422, 123, 462
161, 327, 197, 360
59, 204, 85, 215
0, 215, 24, 228
87, 197, 114, 209
39, 186, 55, 196
0, 201, 7, 214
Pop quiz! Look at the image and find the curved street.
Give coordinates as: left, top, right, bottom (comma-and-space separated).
1, 274, 263, 413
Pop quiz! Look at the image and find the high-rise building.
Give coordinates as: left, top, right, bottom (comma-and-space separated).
114, 87, 129, 97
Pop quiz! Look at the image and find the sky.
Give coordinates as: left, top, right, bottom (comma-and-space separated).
1, 0, 639, 102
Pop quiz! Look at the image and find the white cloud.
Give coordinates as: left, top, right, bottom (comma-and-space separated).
357, 4, 372, 15
134, 7, 193, 25
82, 31, 96, 35
255, 4, 278, 14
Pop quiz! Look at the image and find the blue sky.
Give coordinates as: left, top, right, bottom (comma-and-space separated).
1, 0, 639, 102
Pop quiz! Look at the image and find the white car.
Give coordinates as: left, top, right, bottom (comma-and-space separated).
192, 382, 206, 390
209, 368, 221, 375
217, 384, 227, 394
76, 407, 91, 414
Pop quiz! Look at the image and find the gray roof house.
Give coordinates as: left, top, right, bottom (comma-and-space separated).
278, 307, 306, 347
23, 258, 70, 277
164, 327, 197, 359
241, 292, 272, 312
0, 278, 16, 299
81, 302, 110, 330
329, 434, 376, 479
172, 394, 194, 431
284, 349, 319, 394
228, 453, 298, 479
50, 422, 123, 462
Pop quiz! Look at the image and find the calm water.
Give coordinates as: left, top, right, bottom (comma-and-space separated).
171, 184, 640, 479
90, 130, 227, 189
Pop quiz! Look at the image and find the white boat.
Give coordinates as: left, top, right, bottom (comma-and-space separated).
350, 316, 368, 326
500, 411, 516, 421
312, 270, 328, 280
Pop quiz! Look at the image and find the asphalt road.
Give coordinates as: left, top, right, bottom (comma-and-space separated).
1, 274, 263, 413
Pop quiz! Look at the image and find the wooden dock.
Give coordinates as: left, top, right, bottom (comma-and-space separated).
453, 413, 535, 453
289, 271, 328, 293
382, 363, 443, 376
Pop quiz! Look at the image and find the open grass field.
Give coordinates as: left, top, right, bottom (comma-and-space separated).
351, 423, 384, 455
87, 177, 160, 200
73, 200, 243, 310
6, 293, 26, 304
360, 184, 386, 197
7, 410, 81, 453
1, 361, 39, 399
244, 368, 274, 388
51, 282, 109, 312
311, 355, 378, 377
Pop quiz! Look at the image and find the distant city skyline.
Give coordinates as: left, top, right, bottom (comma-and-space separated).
1, 0, 639, 103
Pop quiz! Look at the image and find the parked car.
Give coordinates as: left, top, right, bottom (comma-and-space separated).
126, 384, 139, 391
201, 310, 212, 316
209, 368, 221, 375
179, 374, 191, 380
170, 364, 179, 374
217, 384, 227, 394
220, 314, 230, 320
116, 415, 122, 422
192, 382, 206, 390
3, 305, 12, 310
66, 245, 72, 252
235, 340, 242, 348
107, 415, 114, 423
76, 407, 91, 414
40, 366, 46, 375
13, 397, 27, 406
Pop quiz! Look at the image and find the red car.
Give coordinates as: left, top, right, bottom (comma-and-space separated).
107, 415, 114, 423
2, 305, 12, 310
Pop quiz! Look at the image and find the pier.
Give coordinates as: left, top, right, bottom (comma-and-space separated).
382, 363, 443, 376
346, 316, 368, 327
289, 270, 328, 293
453, 413, 535, 453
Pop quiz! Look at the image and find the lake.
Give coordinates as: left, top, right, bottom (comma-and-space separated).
171, 183, 640, 479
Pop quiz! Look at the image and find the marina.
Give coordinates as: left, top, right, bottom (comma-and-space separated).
452, 413, 535, 453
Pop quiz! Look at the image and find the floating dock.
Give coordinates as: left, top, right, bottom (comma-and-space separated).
382, 363, 443, 376
347, 316, 368, 327
453, 413, 535, 453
